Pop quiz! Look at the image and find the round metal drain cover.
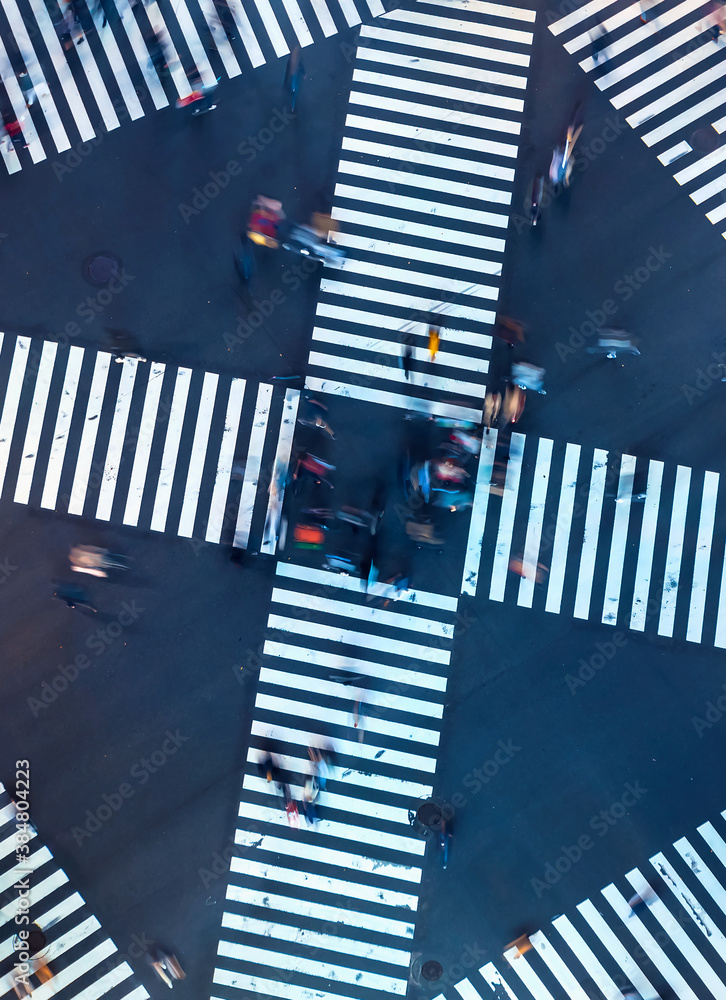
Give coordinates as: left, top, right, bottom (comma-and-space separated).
691, 128, 720, 153
422, 962, 443, 982
83, 252, 123, 287
417, 801, 442, 829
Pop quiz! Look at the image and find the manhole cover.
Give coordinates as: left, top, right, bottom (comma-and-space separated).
416, 801, 442, 829
691, 128, 719, 153
83, 252, 123, 287
421, 961, 443, 982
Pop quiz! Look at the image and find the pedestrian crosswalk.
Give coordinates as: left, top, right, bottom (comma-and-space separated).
430, 805, 726, 1000
549, 0, 726, 238
211, 561, 457, 1000
304, 0, 536, 420
0, 782, 149, 1000
461, 431, 726, 647
0, 0, 385, 175
0, 333, 297, 552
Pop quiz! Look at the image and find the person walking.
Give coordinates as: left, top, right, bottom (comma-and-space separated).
284, 46, 304, 110
401, 331, 413, 379
52, 583, 97, 612
18, 71, 36, 107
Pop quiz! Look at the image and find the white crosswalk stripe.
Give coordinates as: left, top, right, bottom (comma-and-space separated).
0, 0, 387, 174
303, 0, 535, 417
0, 783, 148, 1000
433, 807, 726, 1000
0, 333, 297, 552
211, 563, 455, 1000
549, 0, 726, 238
462, 431, 726, 647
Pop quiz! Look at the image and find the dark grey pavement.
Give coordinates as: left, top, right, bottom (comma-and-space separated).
3, 3, 726, 1000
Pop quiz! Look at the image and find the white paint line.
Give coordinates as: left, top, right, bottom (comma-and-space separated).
113, 0, 169, 109
573, 448, 608, 619
263, 639, 447, 692
254, 0, 289, 55
122, 364, 165, 526
577, 899, 657, 1000
489, 432, 526, 602
658, 465, 691, 637
304, 375, 482, 422
545, 443, 580, 614
235, 382, 272, 549
517, 437, 553, 608
225, 883, 414, 937
552, 914, 620, 999
206, 378, 245, 544
261, 389, 300, 554
502, 946, 555, 1000
267, 614, 450, 664
601, 453, 637, 625
686, 470, 719, 642
67, 353, 111, 516
270, 587, 453, 636
233, 828, 421, 884
461, 429, 498, 597
528, 932, 590, 1000
627, 866, 726, 1000
21, 0, 95, 139
342, 134, 515, 183
149, 367, 193, 532
275, 560, 458, 610
14, 341, 57, 504
95, 359, 138, 520
177, 371, 219, 537
0, 337, 30, 497
602, 883, 699, 1000
39, 347, 83, 509
630, 460, 664, 630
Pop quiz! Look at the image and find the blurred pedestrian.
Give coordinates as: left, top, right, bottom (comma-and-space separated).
302, 777, 319, 824
628, 885, 656, 915
427, 322, 441, 361
229, 547, 244, 566
591, 21, 610, 63
401, 331, 413, 379
2, 110, 25, 148
493, 315, 526, 346
639, 0, 655, 22
148, 948, 185, 988
258, 752, 280, 784
52, 583, 97, 612
213, 0, 235, 39
309, 747, 329, 789
284, 46, 304, 109
18, 71, 35, 107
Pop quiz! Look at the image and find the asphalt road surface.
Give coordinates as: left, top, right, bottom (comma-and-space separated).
3, 2, 726, 1000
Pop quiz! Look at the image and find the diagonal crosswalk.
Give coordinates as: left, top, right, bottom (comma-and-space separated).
461, 431, 726, 647
430, 806, 726, 1000
304, 0, 536, 420
0, 0, 385, 175
0, 333, 297, 551
549, 0, 726, 238
0, 783, 148, 1000
210, 562, 457, 1000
